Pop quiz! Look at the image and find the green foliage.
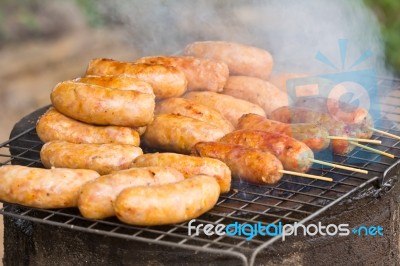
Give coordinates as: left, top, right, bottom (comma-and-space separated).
75, 0, 104, 27
364, 0, 400, 73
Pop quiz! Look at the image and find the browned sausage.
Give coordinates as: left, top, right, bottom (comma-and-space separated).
51, 81, 155, 127
40, 141, 143, 175
192, 142, 283, 185
142, 114, 226, 154
184, 41, 273, 79
183, 91, 266, 127
131, 152, 231, 193
135, 56, 229, 92
294, 96, 372, 128
219, 130, 314, 172
78, 167, 184, 219
223, 76, 291, 116
155, 97, 234, 134
0, 165, 99, 209
114, 175, 220, 226
36, 107, 141, 145
269, 106, 372, 155
86, 58, 187, 99
238, 114, 330, 151
75, 75, 154, 94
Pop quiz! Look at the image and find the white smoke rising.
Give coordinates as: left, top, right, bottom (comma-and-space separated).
98, 0, 388, 75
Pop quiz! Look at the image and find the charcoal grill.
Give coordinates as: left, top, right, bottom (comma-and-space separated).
1, 77, 400, 266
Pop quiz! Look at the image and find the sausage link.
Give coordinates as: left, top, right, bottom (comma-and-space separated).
184, 41, 273, 79
114, 175, 220, 226
0, 165, 99, 208
295, 96, 371, 125
220, 130, 314, 172
131, 152, 231, 193
238, 114, 330, 151
78, 167, 184, 219
86, 58, 187, 99
142, 114, 226, 154
51, 81, 155, 127
223, 76, 291, 116
183, 91, 265, 127
135, 56, 229, 92
270, 106, 371, 155
75, 75, 154, 94
40, 141, 143, 175
155, 97, 234, 134
192, 142, 283, 185
294, 97, 374, 139
36, 107, 140, 145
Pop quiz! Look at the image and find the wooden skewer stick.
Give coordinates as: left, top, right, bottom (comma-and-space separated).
279, 170, 333, 182
350, 141, 395, 158
369, 127, 400, 141
309, 158, 368, 174
327, 136, 381, 144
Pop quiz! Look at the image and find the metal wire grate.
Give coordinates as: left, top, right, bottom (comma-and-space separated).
1, 78, 400, 265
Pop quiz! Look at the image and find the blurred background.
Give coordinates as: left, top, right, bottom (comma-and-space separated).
0, 0, 399, 142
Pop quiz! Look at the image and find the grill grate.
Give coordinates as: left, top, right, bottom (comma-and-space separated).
1, 78, 400, 265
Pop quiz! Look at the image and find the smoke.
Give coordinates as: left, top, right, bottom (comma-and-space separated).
97, 0, 388, 76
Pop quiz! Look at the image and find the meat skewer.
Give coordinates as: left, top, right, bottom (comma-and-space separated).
238, 113, 380, 148
238, 113, 330, 151
220, 130, 368, 174
219, 130, 314, 173
192, 142, 332, 184
369, 127, 400, 141
350, 141, 395, 158
270, 106, 373, 155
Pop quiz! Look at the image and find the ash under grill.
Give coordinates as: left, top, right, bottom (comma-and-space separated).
1, 78, 400, 265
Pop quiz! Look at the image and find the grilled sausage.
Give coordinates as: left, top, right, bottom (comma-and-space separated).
135, 56, 229, 92
238, 114, 330, 151
183, 91, 266, 127
223, 76, 291, 116
0, 165, 99, 209
294, 96, 372, 129
36, 108, 141, 145
51, 81, 155, 127
142, 114, 226, 154
270, 106, 361, 155
75, 75, 154, 94
155, 97, 234, 134
86, 58, 187, 99
192, 142, 283, 185
131, 152, 231, 193
78, 167, 184, 219
40, 141, 143, 175
114, 175, 220, 226
220, 130, 314, 172
184, 41, 273, 79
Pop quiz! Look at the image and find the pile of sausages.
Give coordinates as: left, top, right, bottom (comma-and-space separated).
0, 41, 374, 226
